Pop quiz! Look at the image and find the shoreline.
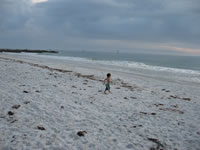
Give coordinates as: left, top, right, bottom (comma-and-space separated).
0, 53, 200, 149
0, 48, 58, 54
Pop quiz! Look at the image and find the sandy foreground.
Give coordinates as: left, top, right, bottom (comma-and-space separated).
0, 54, 200, 150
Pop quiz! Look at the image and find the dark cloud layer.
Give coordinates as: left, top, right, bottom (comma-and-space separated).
0, 0, 200, 54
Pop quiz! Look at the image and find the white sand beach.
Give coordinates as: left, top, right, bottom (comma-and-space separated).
0, 53, 200, 150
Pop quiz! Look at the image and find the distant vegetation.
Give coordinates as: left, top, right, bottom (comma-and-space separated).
0, 48, 58, 53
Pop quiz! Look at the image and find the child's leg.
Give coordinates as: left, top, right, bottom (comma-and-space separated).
108, 84, 111, 93
104, 86, 108, 94
104, 88, 107, 94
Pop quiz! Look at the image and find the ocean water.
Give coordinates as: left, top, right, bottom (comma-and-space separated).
37, 50, 200, 83
7, 50, 200, 83
44, 50, 200, 72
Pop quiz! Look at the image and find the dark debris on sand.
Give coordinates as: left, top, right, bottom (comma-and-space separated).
130, 97, 137, 99
140, 112, 157, 115
151, 113, 156, 115
12, 105, 21, 109
154, 104, 164, 107
37, 126, 46, 130
77, 131, 87, 137
8, 111, 14, 116
24, 101, 30, 104
168, 95, 191, 101
148, 138, 165, 150
10, 119, 17, 123
159, 108, 184, 114
161, 89, 170, 92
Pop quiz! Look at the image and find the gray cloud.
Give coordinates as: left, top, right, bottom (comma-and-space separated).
0, 0, 200, 53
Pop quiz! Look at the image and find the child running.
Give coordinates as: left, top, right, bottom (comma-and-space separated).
104, 73, 111, 94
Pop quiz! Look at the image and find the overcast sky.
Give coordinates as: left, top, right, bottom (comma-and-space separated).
0, 0, 200, 55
